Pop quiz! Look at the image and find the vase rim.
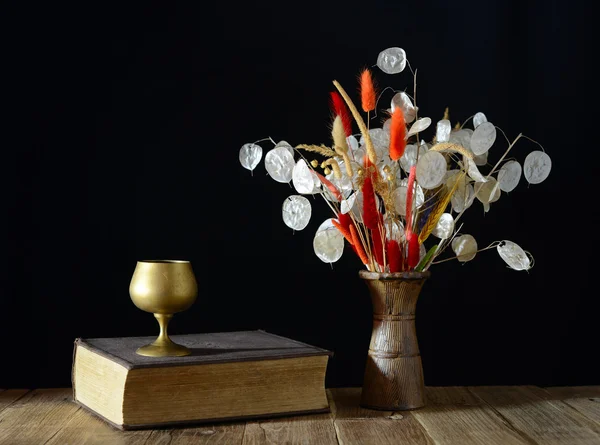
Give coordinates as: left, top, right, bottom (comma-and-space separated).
359, 270, 431, 280
137, 259, 191, 264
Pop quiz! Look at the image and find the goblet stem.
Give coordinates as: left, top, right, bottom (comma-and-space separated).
153, 313, 173, 346
135, 312, 191, 357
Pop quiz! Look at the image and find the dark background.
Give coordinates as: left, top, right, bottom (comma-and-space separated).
3, 1, 596, 389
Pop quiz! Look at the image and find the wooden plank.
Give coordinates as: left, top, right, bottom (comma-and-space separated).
327, 388, 394, 419
145, 423, 246, 444
409, 386, 531, 445
0, 388, 81, 445
43, 405, 152, 445
470, 385, 600, 445
0, 389, 29, 413
334, 418, 433, 445
328, 388, 433, 445
543, 386, 600, 427
242, 412, 338, 445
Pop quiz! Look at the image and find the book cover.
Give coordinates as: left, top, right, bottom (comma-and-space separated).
72, 330, 333, 430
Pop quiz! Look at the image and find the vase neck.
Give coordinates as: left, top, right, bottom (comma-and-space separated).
364, 278, 427, 315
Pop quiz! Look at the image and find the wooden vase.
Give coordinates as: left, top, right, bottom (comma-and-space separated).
359, 270, 430, 410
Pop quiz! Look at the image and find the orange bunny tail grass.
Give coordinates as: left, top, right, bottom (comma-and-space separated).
389, 107, 407, 160
371, 226, 385, 266
386, 239, 404, 272
337, 211, 352, 232
350, 224, 369, 265
315, 172, 342, 201
362, 175, 379, 230
360, 68, 376, 113
332, 218, 354, 245
407, 232, 420, 270
329, 91, 353, 137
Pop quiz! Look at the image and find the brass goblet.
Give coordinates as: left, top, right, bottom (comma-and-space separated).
129, 260, 198, 357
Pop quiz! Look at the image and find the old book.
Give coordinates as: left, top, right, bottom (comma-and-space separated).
72, 330, 332, 430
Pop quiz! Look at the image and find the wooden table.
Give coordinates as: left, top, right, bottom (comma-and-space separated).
1, 386, 599, 444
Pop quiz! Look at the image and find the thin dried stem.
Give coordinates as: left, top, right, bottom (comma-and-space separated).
253, 136, 276, 145
459, 115, 475, 129
371, 86, 397, 121
430, 241, 501, 265
520, 134, 547, 152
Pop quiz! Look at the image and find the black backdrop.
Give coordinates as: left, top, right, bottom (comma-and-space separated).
3, 1, 597, 389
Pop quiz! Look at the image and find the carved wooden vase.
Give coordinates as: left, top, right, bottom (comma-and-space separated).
359, 270, 430, 410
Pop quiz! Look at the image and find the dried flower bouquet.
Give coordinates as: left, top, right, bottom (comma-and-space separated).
239, 47, 551, 273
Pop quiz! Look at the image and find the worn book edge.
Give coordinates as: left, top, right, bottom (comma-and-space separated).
72, 398, 330, 431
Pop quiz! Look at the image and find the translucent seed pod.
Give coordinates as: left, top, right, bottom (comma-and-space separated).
470, 122, 496, 155
497, 240, 532, 271
313, 219, 345, 263
376, 47, 407, 74
239, 143, 263, 172
473, 112, 488, 128
451, 234, 478, 262
523, 151, 552, 184
436, 119, 451, 143
292, 159, 315, 194
390, 92, 416, 123
264, 146, 295, 183
498, 160, 522, 192
416, 151, 447, 189
282, 195, 312, 231
432, 213, 455, 239
407, 117, 431, 138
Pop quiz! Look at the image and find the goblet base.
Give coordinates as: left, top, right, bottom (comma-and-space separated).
136, 341, 191, 357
